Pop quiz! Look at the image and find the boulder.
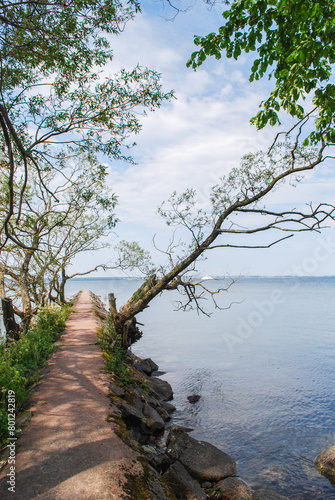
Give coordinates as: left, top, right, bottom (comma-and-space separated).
124, 388, 144, 412
166, 427, 236, 482
108, 382, 125, 398
163, 461, 207, 500
217, 477, 254, 499
160, 401, 176, 413
141, 445, 171, 474
134, 357, 159, 376
156, 405, 171, 422
315, 445, 335, 477
119, 401, 146, 430
128, 461, 177, 500
143, 404, 165, 435
120, 401, 166, 437
146, 376, 173, 401
187, 395, 201, 404
143, 393, 160, 408
252, 489, 290, 500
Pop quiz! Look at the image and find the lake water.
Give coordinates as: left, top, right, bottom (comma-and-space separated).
67, 277, 335, 498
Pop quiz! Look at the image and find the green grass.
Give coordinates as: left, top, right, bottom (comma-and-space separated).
0, 304, 71, 447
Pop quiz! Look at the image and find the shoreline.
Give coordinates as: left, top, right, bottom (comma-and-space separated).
1, 290, 332, 498
92, 291, 291, 500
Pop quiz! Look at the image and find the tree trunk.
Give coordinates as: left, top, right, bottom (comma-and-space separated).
58, 268, 67, 304
1, 297, 20, 342
108, 293, 142, 350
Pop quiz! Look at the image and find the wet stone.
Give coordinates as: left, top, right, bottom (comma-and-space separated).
166, 427, 236, 483
217, 477, 254, 499
163, 461, 207, 500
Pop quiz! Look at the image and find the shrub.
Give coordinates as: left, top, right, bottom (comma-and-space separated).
0, 304, 71, 447
98, 319, 132, 386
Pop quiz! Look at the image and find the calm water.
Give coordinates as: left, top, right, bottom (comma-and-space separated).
66, 277, 335, 499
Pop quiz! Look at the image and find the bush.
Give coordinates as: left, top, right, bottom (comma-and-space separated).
98, 319, 132, 386
0, 304, 71, 447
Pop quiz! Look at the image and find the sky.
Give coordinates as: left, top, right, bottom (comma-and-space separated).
72, 0, 335, 278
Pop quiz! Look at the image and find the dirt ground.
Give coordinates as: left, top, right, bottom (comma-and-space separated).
0, 290, 142, 499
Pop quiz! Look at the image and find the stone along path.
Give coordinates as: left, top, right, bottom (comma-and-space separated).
0, 290, 141, 499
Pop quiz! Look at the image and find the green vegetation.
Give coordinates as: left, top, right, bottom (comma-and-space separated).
0, 0, 171, 337
206, 487, 224, 499
98, 319, 132, 386
0, 304, 71, 446
188, 0, 335, 144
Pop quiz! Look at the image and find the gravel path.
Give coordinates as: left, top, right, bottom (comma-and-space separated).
0, 290, 141, 499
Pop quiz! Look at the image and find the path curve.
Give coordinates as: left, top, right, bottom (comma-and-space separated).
0, 290, 141, 499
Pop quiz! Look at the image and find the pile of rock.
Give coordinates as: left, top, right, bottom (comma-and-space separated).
162, 426, 289, 500
108, 352, 290, 500
110, 352, 175, 441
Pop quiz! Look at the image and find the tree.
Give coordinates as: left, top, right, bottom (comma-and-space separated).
0, 0, 172, 247
187, 0, 335, 145
110, 139, 335, 348
0, 156, 117, 334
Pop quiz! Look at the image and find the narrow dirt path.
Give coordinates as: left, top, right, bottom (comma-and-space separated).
0, 290, 141, 499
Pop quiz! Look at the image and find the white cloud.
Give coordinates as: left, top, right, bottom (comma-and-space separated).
71, 2, 335, 276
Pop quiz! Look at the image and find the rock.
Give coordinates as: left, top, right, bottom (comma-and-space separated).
143, 404, 165, 435
160, 401, 176, 413
125, 461, 177, 500
217, 477, 254, 499
134, 358, 159, 376
201, 481, 212, 489
156, 405, 171, 422
163, 461, 207, 500
172, 425, 194, 433
108, 382, 125, 398
146, 376, 173, 401
315, 445, 335, 477
144, 357, 159, 372
130, 353, 159, 375
143, 393, 160, 408
166, 427, 236, 483
141, 445, 171, 474
120, 401, 167, 437
252, 489, 290, 500
119, 401, 146, 430
124, 388, 144, 412
187, 395, 201, 404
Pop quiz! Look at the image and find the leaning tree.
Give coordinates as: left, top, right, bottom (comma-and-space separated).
106, 0, 335, 348
110, 139, 335, 348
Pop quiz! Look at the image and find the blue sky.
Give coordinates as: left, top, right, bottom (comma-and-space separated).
72, 0, 335, 277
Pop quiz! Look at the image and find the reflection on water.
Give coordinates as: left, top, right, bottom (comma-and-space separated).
66, 277, 335, 499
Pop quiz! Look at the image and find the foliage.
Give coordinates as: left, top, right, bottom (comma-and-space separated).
0, 158, 118, 322
0, 0, 173, 246
114, 140, 334, 331
0, 0, 140, 92
187, 0, 335, 144
0, 304, 71, 446
114, 240, 157, 277
98, 320, 132, 385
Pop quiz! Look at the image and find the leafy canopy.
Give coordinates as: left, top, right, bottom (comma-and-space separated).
187, 0, 335, 144
0, 0, 140, 90
0, 0, 172, 246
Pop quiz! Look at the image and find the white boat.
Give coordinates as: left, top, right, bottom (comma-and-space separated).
201, 275, 214, 280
